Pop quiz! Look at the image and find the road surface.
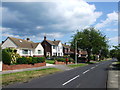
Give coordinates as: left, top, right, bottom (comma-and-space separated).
3, 59, 114, 88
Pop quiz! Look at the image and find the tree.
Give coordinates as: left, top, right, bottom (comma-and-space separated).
70, 27, 109, 62
110, 44, 120, 62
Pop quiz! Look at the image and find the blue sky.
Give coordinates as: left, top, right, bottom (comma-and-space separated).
1, 0, 118, 49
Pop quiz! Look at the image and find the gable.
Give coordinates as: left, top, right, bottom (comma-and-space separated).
35, 43, 44, 50
1, 38, 17, 49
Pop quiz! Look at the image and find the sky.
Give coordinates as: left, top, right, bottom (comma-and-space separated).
0, 0, 118, 49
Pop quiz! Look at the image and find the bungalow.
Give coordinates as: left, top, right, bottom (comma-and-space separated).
1, 37, 44, 57
41, 36, 63, 57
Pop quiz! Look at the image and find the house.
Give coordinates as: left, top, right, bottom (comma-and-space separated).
41, 36, 63, 57
1, 37, 44, 57
79, 50, 88, 58
62, 43, 72, 55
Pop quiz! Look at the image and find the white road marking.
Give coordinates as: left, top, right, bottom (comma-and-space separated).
96, 65, 98, 67
91, 67, 95, 69
62, 75, 80, 86
82, 69, 90, 74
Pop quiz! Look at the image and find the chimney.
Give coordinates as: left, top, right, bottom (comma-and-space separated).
44, 36, 46, 40
2, 41, 4, 44
26, 38, 30, 41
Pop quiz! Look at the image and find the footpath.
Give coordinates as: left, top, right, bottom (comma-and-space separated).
1, 63, 72, 75
107, 61, 120, 89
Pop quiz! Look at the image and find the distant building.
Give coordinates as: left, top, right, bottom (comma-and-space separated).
41, 36, 63, 57
62, 43, 72, 55
1, 37, 44, 57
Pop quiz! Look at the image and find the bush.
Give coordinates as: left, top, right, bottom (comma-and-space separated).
36, 57, 45, 63
57, 58, 66, 62
2, 49, 12, 65
17, 57, 45, 64
17, 57, 29, 64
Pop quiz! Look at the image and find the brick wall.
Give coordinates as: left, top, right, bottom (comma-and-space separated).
2, 62, 46, 71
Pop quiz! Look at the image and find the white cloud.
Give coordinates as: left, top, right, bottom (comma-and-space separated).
2, 0, 102, 41
2, 7, 25, 24
47, 0, 102, 31
41, 32, 64, 39
109, 36, 118, 43
36, 26, 44, 30
95, 12, 118, 29
0, 27, 12, 32
105, 28, 118, 31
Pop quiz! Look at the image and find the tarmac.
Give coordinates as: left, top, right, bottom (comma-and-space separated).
0, 62, 119, 89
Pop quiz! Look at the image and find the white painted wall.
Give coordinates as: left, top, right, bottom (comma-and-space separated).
34, 43, 44, 56
52, 42, 63, 56
18, 48, 33, 56
57, 42, 63, 56
1, 38, 17, 49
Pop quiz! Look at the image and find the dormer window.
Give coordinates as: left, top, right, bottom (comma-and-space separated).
19, 40, 22, 43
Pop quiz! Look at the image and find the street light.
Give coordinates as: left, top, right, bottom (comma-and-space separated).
75, 38, 82, 64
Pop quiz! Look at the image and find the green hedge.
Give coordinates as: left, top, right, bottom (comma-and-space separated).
56, 58, 74, 63
57, 58, 66, 62
17, 57, 45, 64
2, 49, 12, 65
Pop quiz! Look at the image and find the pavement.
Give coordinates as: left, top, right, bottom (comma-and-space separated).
107, 61, 120, 89
3, 60, 114, 88
1, 63, 72, 75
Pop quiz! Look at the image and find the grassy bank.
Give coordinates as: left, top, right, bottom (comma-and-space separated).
45, 60, 55, 64
68, 63, 88, 68
2, 68, 61, 86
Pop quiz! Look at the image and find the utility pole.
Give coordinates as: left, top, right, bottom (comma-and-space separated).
75, 40, 77, 64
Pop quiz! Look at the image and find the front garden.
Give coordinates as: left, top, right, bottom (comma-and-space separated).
2, 48, 46, 70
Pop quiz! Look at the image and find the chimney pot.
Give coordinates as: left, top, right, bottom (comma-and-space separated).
26, 38, 30, 41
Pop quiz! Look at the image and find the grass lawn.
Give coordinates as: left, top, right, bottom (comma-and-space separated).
68, 63, 88, 68
2, 68, 61, 86
45, 60, 55, 64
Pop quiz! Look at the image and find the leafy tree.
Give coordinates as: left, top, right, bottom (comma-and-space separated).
110, 44, 120, 62
70, 27, 109, 62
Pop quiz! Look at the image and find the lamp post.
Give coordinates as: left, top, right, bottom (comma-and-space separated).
75, 38, 82, 64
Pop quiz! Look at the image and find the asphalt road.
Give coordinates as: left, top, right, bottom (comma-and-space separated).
3, 59, 114, 88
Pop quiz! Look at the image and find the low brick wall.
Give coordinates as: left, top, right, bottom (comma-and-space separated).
55, 61, 74, 65
2, 62, 46, 71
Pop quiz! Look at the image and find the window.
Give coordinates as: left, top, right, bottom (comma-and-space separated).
53, 53, 56, 56
38, 50, 42, 54
53, 45, 55, 49
22, 50, 28, 54
58, 53, 60, 56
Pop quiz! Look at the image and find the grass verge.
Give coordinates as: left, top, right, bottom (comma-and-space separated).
2, 68, 61, 86
45, 60, 55, 64
68, 63, 88, 68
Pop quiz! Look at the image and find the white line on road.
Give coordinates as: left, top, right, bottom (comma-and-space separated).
82, 69, 90, 74
96, 65, 98, 67
91, 67, 95, 69
62, 75, 80, 86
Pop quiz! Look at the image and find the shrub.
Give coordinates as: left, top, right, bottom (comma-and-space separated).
69, 58, 74, 63
17, 57, 45, 64
36, 57, 45, 63
17, 57, 29, 64
2, 49, 12, 65
57, 58, 66, 62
